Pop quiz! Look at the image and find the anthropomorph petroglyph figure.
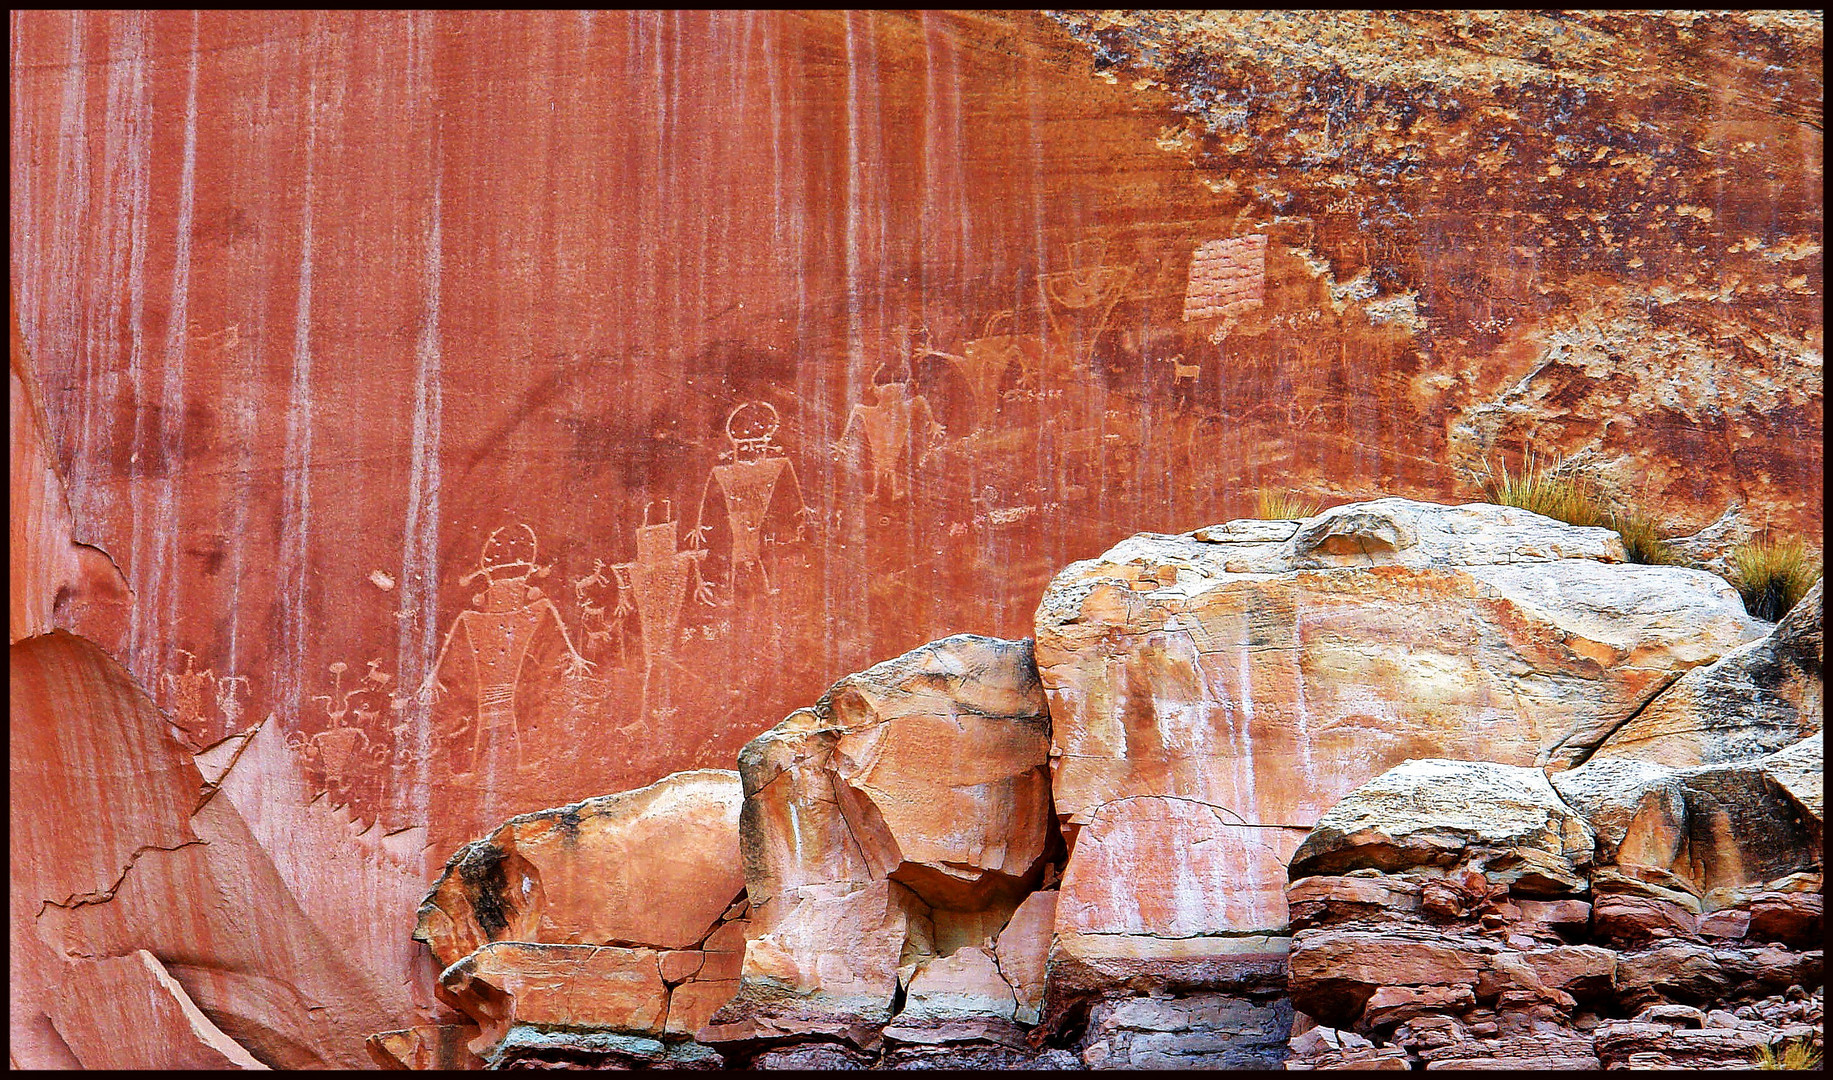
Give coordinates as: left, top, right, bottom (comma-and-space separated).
608, 501, 715, 723
296, 660, 387, 809
835, 366, 943, 501
421, 523, 594, 773
694, 401, 811, 598
1042, 237, 1135, 373
162, 649, 251, 750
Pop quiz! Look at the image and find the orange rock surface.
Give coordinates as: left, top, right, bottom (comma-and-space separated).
9, 9, 1820, 1068
415, 769, 745, 968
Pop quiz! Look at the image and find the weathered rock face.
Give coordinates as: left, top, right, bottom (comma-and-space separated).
12, 9, 1820, 1068
415, 770, 746, 969
1283, 750, 1824, 1071
1048, 11, 1823, 541
1034, 497, 1763, 994
1590, 579, 1822, 767
708, 634, 1061, 1056
11, 631, 412, 1069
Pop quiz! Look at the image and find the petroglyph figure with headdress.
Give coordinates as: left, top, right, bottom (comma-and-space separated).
420, 523, 594, 773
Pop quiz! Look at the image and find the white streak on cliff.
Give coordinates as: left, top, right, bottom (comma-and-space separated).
399, 9, 445, 821
149, 13, 202, 680
109, 13, 153, 673
277, 52, 321, 725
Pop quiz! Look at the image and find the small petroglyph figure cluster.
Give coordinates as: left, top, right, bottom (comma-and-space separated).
161, 649, 249, 751
293, 658, 396, 809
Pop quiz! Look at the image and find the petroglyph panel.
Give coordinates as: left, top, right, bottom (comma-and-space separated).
1184, 235, 1269, 322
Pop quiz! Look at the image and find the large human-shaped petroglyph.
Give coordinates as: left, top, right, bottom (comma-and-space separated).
694, 401, 812, 598
421, 524, 594, 773
835, 371, 944, 502
607, 501, 715, 723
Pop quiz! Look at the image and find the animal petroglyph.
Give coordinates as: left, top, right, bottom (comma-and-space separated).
1042, 238, 1136, 371
421, 523, 594, 773
694, 401, 811, 598
835, 371, 943, 501
570, 559, 625, 661
918, 313, 1040, 428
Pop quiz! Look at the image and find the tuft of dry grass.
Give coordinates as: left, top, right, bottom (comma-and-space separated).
1753, 1038, 1823, 1070
1481, 452, 1612, 530
1481, 453, 1688, 567
1253, 488, 1320, 520
1730, 536, 1823, 622
1604, 507, 1686, 567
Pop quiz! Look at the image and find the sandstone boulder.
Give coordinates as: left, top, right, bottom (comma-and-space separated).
1288, 760, 1595, 895
1551, 742, 1822, 908
415, 769, 746, 970
1590, 579, 1822, 766
1760, 733, 1823, 826
1039, 501, 1762, 829
710, 635, 1057, 1048
737, 634, 1054, 915
1035, 500, 1762, 977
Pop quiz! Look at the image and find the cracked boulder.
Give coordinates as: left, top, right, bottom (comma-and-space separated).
407, 770, 747, 1063
1034, 499, 1762, 966
1049, 795, 1300, 1005
1589, 579, 1822, 767
1289, 759, 1596, 894
706, 634, 1058, 1051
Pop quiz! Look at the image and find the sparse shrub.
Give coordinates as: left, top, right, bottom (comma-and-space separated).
1730, 535, 1823, 622
1753, 1038, 1822, 1070
1604, 507, 1686, 567
1481, 453, 1689, 567
1481, 452, 1612, 530
1253, 488, 1319, 520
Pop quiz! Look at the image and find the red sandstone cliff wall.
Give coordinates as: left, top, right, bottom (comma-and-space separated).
9, 9, 1821, 1066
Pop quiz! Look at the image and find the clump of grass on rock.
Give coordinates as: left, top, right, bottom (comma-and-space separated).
1481, 453, 1684, 567
1729, 535, 1823, 622
1753, 1038, 1822, 1070
1253, 488, 1320, 520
